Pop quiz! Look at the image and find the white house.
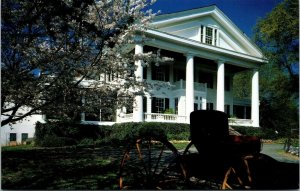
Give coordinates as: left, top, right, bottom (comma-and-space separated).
88, 5, 265, 127
1, 5, 265, 146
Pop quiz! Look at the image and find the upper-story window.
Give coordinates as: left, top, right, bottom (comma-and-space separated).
200, 25, 218, 46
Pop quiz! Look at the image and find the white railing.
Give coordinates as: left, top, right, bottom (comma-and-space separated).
119, 113, 254, 127
144, 113, 187, 123
118, 113, 133, 123
229, 118, 253, 127
173, 79, 206, 92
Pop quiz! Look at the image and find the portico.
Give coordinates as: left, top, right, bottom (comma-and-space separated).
131, 41, 261, 127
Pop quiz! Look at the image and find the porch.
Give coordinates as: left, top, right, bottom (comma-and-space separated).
118, 112, 253, 126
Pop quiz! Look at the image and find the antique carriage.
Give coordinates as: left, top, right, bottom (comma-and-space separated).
119, 110, 299, 189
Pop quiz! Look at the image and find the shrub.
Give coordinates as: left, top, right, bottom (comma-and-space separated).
35, 121, 190, 147
35, 121, 111, 147
38, 135, 77, 147
232, 126, 280, 140
78, 138, 95, 147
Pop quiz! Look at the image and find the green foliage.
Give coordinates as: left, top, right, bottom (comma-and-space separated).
95, 122, 190, 146
233, 71, 252, 99
38, 135, 77, 147
35, 122, 111, 147
35, 122, 190, 147
253, 0, 299, 134
233, 126, 280, 140
164, 108, 175, 114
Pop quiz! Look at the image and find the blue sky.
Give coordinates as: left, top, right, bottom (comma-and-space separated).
148, 0, 283, 38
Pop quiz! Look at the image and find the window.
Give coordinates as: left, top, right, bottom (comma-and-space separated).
200, 25, 218, 46
151, 97, 169, 113
152, 64, 169, 81
21, 133, 28, 143
233, 105, 250, 119
156, 98, 164, 113
10, 133, 17, 142
205, 27, 213, 45
206, 103, 214, 110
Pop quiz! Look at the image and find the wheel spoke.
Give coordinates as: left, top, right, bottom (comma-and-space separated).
119, 135, 182, 189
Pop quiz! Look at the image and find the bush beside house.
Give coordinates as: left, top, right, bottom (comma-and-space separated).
35, 122, 190, 147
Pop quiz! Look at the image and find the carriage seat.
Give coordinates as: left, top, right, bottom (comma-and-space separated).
190, 110, 261, 156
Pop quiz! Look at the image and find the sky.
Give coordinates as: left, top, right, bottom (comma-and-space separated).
148, 0, 283, 38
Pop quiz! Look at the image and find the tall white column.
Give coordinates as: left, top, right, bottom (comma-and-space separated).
186, 54, 194, 122
251, 69, 260, 127
216, 60, 225, 112
133, 44, 144, 122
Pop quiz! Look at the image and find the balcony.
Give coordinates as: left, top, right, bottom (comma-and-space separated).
144, 113, 187, 123
172, 79, 207, 92
118, 112, 253, 127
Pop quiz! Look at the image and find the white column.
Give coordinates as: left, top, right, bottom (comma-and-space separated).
133, 44, 144, 122
185, 54, 194, 122
216, 60, 225, 112
251, 69, 260, 127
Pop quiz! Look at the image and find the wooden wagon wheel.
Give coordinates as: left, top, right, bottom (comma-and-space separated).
119, 134, 185, 190
221, 155, 254, 189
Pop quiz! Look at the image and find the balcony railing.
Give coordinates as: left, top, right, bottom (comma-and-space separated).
229, 118, 253, 127
118, 112, 253, 127
173, 79, 207, 92
144, 113, 187, 123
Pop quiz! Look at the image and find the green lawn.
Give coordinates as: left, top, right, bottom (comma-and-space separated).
1, 143, 191, 190
2, 146, 122, 190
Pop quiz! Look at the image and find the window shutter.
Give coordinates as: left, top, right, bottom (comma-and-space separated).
143, 97, 147, 112
165, 98, 169, 110
151, 97, 156, 113
143, 67, 147, 80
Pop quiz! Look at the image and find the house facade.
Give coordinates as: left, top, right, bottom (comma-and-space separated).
1, 5, 265, 146
94, 5, 264, 127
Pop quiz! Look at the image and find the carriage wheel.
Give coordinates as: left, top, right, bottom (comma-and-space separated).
222, 155, 254, 189
119, 135, 184, 190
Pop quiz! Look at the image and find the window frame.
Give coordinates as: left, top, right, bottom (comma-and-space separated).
200, 24, 218, 46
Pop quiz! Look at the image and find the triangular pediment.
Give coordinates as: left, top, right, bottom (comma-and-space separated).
149, 5, 263, 58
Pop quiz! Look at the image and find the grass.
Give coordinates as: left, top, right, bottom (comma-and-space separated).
1, 141, 193, 190
1, 145, 123, 190
2, 140, 298, 190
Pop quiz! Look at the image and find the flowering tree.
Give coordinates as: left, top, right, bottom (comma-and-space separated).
1, 0, 158, 126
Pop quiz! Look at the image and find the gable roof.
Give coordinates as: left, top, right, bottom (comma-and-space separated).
147, 5, 264, 60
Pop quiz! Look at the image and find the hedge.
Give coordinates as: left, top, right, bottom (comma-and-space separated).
232, 126, 280, 140
35, 122, 190, 147
35, 121, 280, 147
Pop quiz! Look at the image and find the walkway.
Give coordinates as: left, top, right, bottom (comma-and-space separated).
261, 143, 299, 163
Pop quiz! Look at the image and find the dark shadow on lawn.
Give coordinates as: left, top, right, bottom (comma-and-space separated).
2, 146, 124, 190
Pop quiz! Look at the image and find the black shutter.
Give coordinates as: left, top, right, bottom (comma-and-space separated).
143, 67, 147, 80
165, 98, 169, 110
151, 97, 156, 113
143, 97, 147, 112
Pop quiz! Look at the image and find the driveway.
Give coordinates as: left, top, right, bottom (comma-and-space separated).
261, 143, 299, 163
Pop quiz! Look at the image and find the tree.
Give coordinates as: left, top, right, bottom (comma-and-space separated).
1, 0, 157, 126
254, 0, 299, 135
